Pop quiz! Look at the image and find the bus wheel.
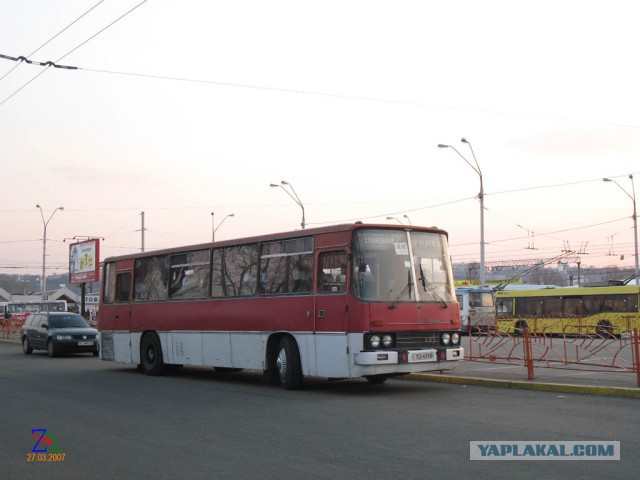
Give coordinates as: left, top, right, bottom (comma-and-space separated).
365, 374, 390, 385
22, 337, 33, 354
275, 337, 302, 390
596, 320, 614, 339
140, 333, 167, 376
514, 320, 528, 336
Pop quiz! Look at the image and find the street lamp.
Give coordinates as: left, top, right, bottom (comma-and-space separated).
438, 138, 486, 285
211, 212, 235, 242
403, 215, 412, 225
36, 204, 64, 299
270, 180, 305, 229
603, 175, 639, 283
386, 216, 403, 224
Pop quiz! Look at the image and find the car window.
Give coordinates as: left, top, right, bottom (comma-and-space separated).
48, 314, 90, 329
37, 314, 49, 328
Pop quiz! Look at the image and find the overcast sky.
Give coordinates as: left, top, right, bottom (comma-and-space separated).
1, 0, 639, 278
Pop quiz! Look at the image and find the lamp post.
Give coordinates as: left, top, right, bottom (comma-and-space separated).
603, 175, 639, 283
403, 215, 412, 225
270, 180, 305, 229
36, 204, 64, 299
211, 212, 235, 242
438, 138, 486, 285
386, 216, 403, 225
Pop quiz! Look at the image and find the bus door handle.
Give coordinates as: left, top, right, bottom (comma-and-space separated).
318, 310, 325, 318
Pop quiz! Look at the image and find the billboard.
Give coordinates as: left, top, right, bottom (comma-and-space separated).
69, 239, 100, 284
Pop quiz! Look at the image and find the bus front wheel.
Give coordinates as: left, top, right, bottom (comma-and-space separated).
275, 337, 302, 390
140, 333, 167, 376
365, 374, 390, 384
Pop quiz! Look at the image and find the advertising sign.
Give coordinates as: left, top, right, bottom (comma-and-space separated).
69, 239, 100, 284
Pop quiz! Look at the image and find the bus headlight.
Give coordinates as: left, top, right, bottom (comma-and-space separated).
382, 334, 394, 348
441, 333, 451, 345
369, 335, 381, 349
451, 332, 460, 345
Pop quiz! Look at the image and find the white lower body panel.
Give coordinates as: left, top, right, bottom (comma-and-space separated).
99, 331, 462, 379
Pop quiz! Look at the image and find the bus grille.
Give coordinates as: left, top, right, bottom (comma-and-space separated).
395, 331, 440, 349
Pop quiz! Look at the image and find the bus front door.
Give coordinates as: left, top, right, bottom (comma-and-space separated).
314, 251, 349, 377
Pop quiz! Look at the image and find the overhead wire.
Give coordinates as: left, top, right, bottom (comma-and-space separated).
0, 0, 148, 107
0, 0, 105, 83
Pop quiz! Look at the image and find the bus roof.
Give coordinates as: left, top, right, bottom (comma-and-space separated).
102, 223, 450, 263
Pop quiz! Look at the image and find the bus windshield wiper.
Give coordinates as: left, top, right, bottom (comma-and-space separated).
419, 264, 448, 309
389, 270, 412, 309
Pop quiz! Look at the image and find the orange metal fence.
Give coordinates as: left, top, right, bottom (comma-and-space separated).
465, 325, 640, 386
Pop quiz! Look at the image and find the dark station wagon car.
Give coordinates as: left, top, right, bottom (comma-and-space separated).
21, 312, 99, 357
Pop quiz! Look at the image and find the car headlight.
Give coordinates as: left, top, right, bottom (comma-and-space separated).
369, 335, 381, 349
382, 334, 394, 348
441, 333, 451, 345
451, 332, 460, 345
56, 335, 72, 340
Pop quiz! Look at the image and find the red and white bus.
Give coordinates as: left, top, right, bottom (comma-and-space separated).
98, 223, 463, 388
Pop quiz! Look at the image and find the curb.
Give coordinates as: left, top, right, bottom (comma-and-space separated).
0, 338, 20, 345
404, 373, 640, 399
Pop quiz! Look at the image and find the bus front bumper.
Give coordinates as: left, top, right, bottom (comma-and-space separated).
354, 347, 464, 366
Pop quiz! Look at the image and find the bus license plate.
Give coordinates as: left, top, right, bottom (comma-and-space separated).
78, 341, 94, 346
408, 350, 436, 363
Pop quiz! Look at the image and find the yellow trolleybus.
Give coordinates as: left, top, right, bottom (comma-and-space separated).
495, 285, 640, 336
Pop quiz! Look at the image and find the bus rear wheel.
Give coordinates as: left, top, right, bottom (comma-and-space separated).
140, 333, 167, 376
514, 320, 528, 336
275, 337, 302, 390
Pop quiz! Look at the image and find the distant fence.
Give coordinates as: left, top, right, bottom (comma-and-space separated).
0, 317, 25, 339
465, 326, 640, 386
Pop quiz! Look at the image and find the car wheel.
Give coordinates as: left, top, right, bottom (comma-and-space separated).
275, 336, 302, 390
47, 339, 57, 358
140, 333, 167, 376
22, 337, 33, 355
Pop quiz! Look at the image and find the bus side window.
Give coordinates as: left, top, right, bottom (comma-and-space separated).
317, 251, 347, 293
116, 273, 131, 303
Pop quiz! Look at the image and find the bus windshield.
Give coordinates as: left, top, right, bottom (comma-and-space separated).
469, 291, 495, 308
351, 229, 455, 303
